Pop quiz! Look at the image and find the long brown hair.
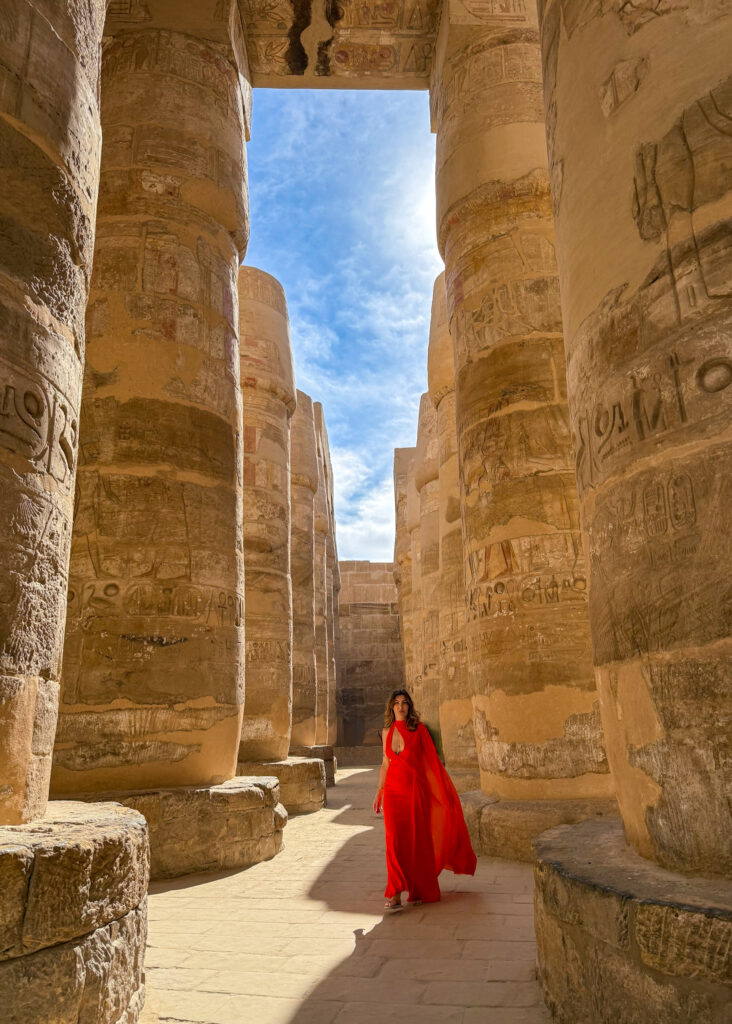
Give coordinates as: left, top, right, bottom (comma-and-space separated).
384, 689, 421, 731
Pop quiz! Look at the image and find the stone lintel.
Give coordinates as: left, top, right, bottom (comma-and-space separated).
460, 791, 619, 863
534, 819, 732, 1023
0, 801, 149, 1024
238, 758, 327, 814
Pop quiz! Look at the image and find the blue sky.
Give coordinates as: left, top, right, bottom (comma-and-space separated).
244, 89, 442, 562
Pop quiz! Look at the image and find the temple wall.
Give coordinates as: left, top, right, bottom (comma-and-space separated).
336, 560, 405, 757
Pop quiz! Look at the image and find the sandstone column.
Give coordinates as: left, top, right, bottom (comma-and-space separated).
237, 267, 295, 763
393, 447, 415, 705
405, 455, 423, 710
431, 2, 613, 857
315, 402, 340, 749
0, 5, 149, 1018
53, 23, 249, 796
539, 0, 732, 879
427, 272, 479, 791
327, 556, 341, 748
289, 389, 318, 749
0, 0, 106, 825
414, 392, 442, 746
313, 426, 330, 746
533, 6, 732, 1019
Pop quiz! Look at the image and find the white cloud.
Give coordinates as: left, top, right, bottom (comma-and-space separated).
330, 448, 397, 562
245, 89, 442, 562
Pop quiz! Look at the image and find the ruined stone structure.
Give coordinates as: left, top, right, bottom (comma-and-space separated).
392, 447, 416, 710
2, 0, 730, 1021
430, 3, 616, 858
414, 393, 442, 749
426, 273, 478, 792
405, 453, 423, 710
315, 403, 341, 750
0, 4, 149, 1018
56, 9, 250, 801
239, 381, 339, 811
336, 560, 405, 763
289, 390, 319, 749
532, 4, 732, 1021
237, 266, 296, 763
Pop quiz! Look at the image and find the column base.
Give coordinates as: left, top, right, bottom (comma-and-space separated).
446, 768, 481, 794
534, 819, 732, 1023
460, 791, 619, 862
59, 777, 287, 880
334, 744, 383, 768
0, 801, 148, 1024
238, 757, 327, 813
290, 744, 338, 785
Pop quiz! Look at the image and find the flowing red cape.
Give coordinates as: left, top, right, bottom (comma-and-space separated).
383, 721, 477, 902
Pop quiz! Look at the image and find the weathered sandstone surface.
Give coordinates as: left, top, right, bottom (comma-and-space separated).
237, 758, 326, 815
0, 801, 148, 1024
336, 560, 405, 758
238, 267, 296, 763
290, 391, 319, 750
535, 821, 732, 1024
427, 272, 478, 792
56, 21, 250, 795
429, 0, 613, 831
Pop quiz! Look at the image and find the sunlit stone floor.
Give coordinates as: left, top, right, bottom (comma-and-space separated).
141, 767, 551, 1024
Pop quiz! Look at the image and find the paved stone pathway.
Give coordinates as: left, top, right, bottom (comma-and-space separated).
142, 767, 552, 1024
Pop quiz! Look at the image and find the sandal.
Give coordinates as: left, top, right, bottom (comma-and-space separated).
384, 896, 403, 913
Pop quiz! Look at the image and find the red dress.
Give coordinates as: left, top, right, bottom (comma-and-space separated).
383, 720, 477, 903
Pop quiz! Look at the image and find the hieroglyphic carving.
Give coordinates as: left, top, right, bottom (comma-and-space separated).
600, 57, 649, 116
633, 75, 732, 319
573, 347, 732, 493
241, 0, 438, 81
474, 703, 608, 778
589, 454, 728, 664
0, 357, 79, 493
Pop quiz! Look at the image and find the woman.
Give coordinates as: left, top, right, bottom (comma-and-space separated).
372, 689, 477, 911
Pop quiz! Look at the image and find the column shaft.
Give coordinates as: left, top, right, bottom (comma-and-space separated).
415, 393, 442, 745
432, 6, 612, 804
406, 456, 423, 710
238, 267, 295, 763
393, 447, 415, 710
313, 430, 330, 746
539, 0, 732, 874
55, 27, 249, 793
0, 0, 106, 822
427, 272, 479, 790
290, 389, 318, 749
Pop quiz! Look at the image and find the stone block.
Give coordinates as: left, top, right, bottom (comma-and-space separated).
68, 778, 286, 880
334, 745, 384, 767
289, 744, 337, 786
534, 819, 732, 1023
238, 757, 326, 815
0, 801, 148, 1024
461, 792, 619, 862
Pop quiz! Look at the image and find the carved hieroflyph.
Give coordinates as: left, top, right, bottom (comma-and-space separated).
238, 267, 296, 763
539, 0, 732, 875
430, 3, 611, 807
54, 25, 249, 795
